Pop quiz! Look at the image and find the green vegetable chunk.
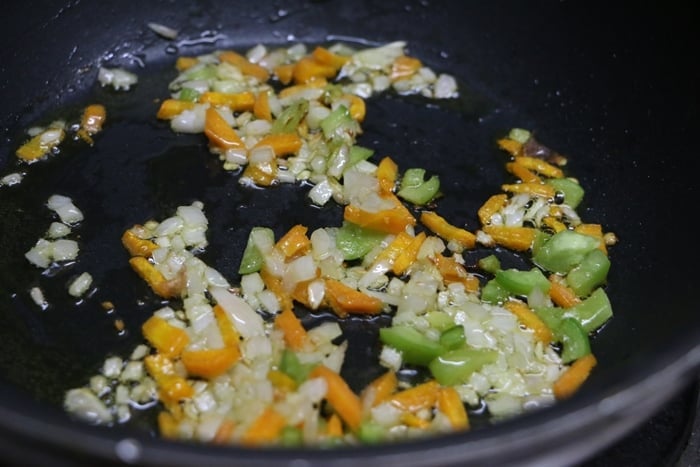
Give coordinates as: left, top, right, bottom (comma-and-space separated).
546, 178, 585, 208
563, 287, 613, 333
439, 325, 466, 350
558, 318, 591, 363
238, 227, 274, 274
478, 254, 501, 274
272, 100, 309, 134
481, 278, 510, 304
397, 168, 440, 205
533, 230, 600, 274
428, 347, 498, 386
335, 221, 386, 260
495, 268, 551, 296
279, 349, 312, 384
566, 248, 610, 297
357, 420, 386, 444
379, 326, 445, 366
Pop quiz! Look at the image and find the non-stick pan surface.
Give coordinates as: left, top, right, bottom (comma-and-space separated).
1, 1, 699, 466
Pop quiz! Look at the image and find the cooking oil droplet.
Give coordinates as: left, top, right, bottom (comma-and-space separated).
165, 44, 178, 55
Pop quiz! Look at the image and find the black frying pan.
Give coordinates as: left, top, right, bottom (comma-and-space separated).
1, 1, 699, 466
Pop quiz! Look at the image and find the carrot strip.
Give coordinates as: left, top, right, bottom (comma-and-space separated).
420, 211, 476, 249
157, 411, 180, 439
393, 231, 426, 275
253, 90, 272, 121
376, 156, 399, 194
361, 370, 398, 408
274, 63, 295, 85
213, 304, 241, 348
372, 231, 413, 269
432, 254, 480, 293
575, 223, 608, 254
311, 46, 350, 69
218, 50, 270, 82
497, 137, 523, 157
389, 380, 440, 413
16, 129, 65, 161
553, 354, 597, 400
541, 216, 567, 233
324, 279, 383, 317
204, 107, 245, 150
515, 156, 564, 178
77, 104, 107, 144
212, 419, 236, 444
144, 354, 195, 405
128, 256, 184, 298
242, 159, 277, 186
292, 56, 338, 84
175, 56, 199, 71
260, 268, 294, 313
275, 224, 311, 259
121, 229, 159, 257
199, 91, 256, 112
278, 78, 328, 99
326, 413, 344, 437
502, 182, 557, 198
437, 387, 469, 430
156, 99, 195, 119
309, 365, 363, 431
504, 300, 553, 345
478, 193, 508, 226
268, 369, 298, 392
548, 275, 582, 308
241, 407, 287, 445
344, 94, 366, 122
344, 203, 416, 235
506, 161, 541, 184
400, 412, 431, 429
253, 133, 303, 157
141, 315, 190, 358
181, 347, 240, 379
274, 308, 309, 350
481, 225, 536, 251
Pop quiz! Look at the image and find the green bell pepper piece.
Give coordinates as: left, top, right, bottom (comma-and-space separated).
563, 287, 613, 333
346, 145, 375, 170
425, 311, 456, 331
566, 248, 610, 297
279, 426, 304, 446
320, 105, 359, 140
533, 230, 600, 274
495, 268, 551, 296
481, 278, 510, 304
534, 306, 563, 332
379, 326, 445, 366
428, 347, 498, 386
357, 420, 386, 444
279, 349, 312, 384
178, 87, 200, 102
439, 325, 466, 350
396, 168, 440, 205
546, 178, 585, 209
238, 227, 274, 274
558, 317, 591, 363
477, 254, 501, 274
272, 100, 309, 134
335, 221, 386, 260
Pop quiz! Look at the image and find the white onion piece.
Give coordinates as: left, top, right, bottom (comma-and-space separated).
98, 67, 138, 91
47, 195, 84, 225
209, 286, 264, 338
68, 272, 93, 297
64, 388, 113, 424
52, 239, 79, 262
170, 105, 206, 133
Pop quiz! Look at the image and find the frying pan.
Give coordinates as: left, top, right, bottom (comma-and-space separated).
1, 1, 698, 466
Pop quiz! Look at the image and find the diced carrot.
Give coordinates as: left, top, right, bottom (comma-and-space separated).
431, 254, 480, 293
372, 231, 413, 269
181, 347, 241, 379
478, 193, 508, 226
343, 94, 366, 122
503, 300, 553, 345
400, 412, 430, 429
506, 161, 541, 184
309, 365, 363, 431
77, 104, 107, 144
253, 133, 303, 157
515, 156, 564, 178
121, 229, 159, 257
390, 55, 422, 81
241, 407, 287, 446
213, 304, 241, 348
376, 156, 399, 194
420, 211, 476, 249
437, 387, 469, 430
16, 129, 65, 161
204, 107, 245, 150
497, 137, 523, 157
275, 224, 311, 259
291, 278, 319, 310
324, 279, 383, 317
142, 315, 190, 358
199, 91, 256, 112
253, 90, 272, 121
278, 78, 328, 99
175, 56, 199, 71
361, 370, 398, 408
502, 182, 556, 199
218, 50, 270, 82
156, 99, 195, 119
212, 419, 236, 444
326, 413, 344, 437
553, 353, 597, 400
344, 203, 416, 235
144, 354, 195, 405
311, 46, 350, 69
241, 159, 278, 186
274, 63, 295, 85
128, 256, 184, 298
541, 216, 567, 233
481, 225, 536, 251
393, 231, 426, 275
260, 268, 294, 313
575, 223, 608, 255
388, 380, 440, 413
292, 56, 337, 84
274, 308, 309, 351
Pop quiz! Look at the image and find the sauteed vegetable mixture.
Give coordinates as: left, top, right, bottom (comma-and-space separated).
16, 40, 616, 446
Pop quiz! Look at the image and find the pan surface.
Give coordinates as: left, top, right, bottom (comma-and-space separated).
1, 1, 699, 466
